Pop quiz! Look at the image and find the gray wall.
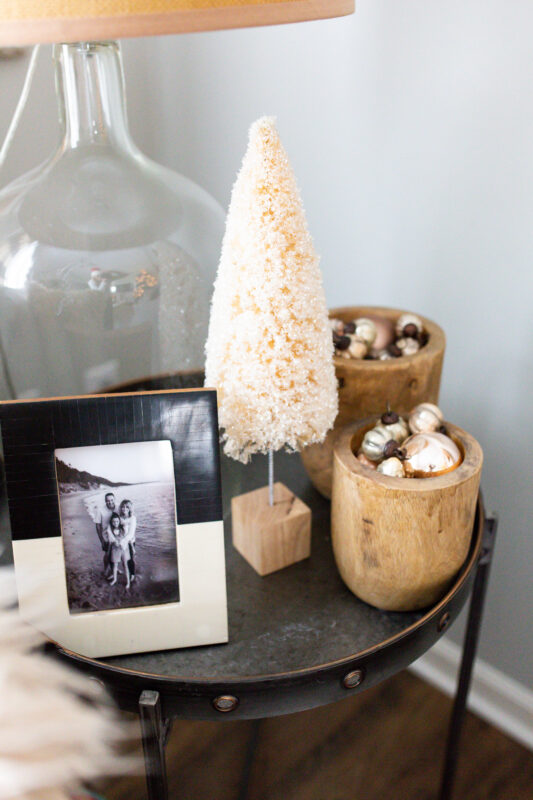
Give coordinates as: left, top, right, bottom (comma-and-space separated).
0, 0, 531, 686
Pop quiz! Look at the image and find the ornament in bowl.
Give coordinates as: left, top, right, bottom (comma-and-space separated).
301, 306, 446, 498
357, 404, 463, 480
332, 311, 429, 361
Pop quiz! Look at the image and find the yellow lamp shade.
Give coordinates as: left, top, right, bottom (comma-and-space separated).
0, 0, 354, 45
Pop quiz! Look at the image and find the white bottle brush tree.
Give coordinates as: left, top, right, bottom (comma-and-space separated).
205, 117, 337, 573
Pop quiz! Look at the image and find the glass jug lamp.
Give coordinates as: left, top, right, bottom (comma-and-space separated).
0, 41, 224, 398
0, 1, 354, 399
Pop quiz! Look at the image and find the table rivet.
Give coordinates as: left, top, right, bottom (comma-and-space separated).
212, 694, 239, 713
342, 669, 364, 689
438, 611, 451, 632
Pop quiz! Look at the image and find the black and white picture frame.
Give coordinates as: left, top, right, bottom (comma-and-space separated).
0, 388, 228, 658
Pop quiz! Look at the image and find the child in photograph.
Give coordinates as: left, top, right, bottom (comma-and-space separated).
106, 513, 130, 589
119, 499, 137, 582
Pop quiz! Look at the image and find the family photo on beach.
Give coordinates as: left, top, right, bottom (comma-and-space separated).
55, 440, 180, 614
93, 493, 137, 590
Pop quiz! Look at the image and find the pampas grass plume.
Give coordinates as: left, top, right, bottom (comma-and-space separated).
0, 570, 133, 800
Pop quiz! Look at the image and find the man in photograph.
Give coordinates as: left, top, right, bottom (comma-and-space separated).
94, 492, 116, 576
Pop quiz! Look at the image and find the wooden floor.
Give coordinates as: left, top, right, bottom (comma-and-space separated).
102, 671, 533, 800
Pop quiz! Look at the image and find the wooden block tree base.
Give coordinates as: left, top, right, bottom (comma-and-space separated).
231, 482, 311, 576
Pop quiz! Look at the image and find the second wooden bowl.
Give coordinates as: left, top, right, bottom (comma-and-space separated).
300, 306, 446, 498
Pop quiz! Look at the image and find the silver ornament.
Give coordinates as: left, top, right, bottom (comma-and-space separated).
408, 402, 444, 435
381, 415, 409, 443
395, 312, 424, 338
361, 424, 391, 461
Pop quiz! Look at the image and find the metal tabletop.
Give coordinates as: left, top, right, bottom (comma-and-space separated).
56, 451, 483, 721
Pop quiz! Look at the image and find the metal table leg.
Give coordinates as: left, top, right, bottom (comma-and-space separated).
439, 514, 497, 800
237, 719, 261, 800
139, 689, 172, 800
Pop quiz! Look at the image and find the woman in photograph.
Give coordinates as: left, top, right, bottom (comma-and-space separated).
119, 499, 137, 583
106, 512, 130, 589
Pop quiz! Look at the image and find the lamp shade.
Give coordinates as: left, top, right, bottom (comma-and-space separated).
0, 0, 354, 45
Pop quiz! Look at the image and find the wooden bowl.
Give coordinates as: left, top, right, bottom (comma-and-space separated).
331, 418, 482, 611
300, 306, 445, 498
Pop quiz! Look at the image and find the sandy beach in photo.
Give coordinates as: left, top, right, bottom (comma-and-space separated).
59, 482, 179, 614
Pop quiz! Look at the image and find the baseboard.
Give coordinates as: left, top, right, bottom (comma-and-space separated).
410, 638, 533, 751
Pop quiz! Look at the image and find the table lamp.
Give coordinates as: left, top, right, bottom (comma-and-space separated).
0, 0, 354, 400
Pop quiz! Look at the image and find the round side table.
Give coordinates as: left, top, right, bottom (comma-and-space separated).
55, 452, 497, 800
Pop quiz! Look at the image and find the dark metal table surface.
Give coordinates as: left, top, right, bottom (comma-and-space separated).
0, 441, 494, 800
53, 451, 484, 722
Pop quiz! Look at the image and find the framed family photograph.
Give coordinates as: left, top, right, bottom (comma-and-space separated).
0, 388, 228, 658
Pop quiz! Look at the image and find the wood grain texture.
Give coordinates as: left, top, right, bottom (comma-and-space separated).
232, 482, 311, 576
99, 671, 533, 800
300, 305, 445, 498
331, 418, 482, 611
0, 0, 354, 45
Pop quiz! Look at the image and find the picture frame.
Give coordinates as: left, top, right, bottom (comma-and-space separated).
0, 388, 228, 658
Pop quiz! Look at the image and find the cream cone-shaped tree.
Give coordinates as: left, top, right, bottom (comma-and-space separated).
205, 116, 337, 575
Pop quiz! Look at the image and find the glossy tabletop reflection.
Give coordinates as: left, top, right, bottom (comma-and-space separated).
102, 451, 423, 679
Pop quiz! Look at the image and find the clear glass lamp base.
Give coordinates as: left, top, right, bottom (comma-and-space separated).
0, 42, 224, 399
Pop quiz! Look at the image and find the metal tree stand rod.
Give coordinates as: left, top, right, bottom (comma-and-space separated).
268, 448, 274, 506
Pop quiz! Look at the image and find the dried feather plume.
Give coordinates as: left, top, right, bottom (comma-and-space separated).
205, 116, 337, 462
0, 570, 132, 800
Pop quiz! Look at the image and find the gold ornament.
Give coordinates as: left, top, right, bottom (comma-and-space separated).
357, 451, 377, 470
330, 318, 344, 335
339, 335, 367, 359
408, 402, 444, 435
348, 335, 368, 359
396, 336, 420, 356
353, 317, 377, 347
403, 432, 462, 478
377, 457, 405, 477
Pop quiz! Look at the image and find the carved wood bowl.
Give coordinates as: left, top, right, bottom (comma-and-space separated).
300, 306, 446, 498
331, 417, 483, 611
